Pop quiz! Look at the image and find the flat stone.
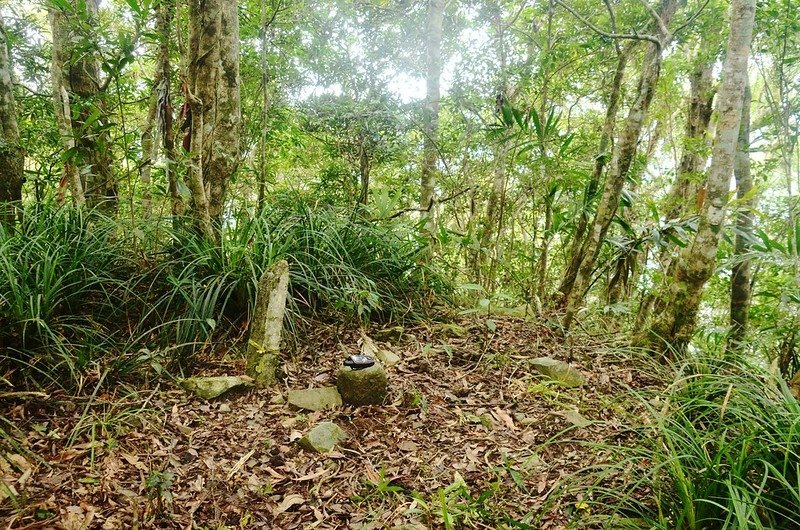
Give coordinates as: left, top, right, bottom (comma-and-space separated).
298, 422, 347, 453
180, 375, 254, 400
337, 363, 388, 406
434, 323, 468, 338
376, 349, 401, 367
287, 387, 342, 411
374, 326, 404, 343
530, 357, 586, 388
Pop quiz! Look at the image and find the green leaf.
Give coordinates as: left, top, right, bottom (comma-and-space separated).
485, 319, 496, 332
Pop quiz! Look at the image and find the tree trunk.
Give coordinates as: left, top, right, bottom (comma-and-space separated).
562, 0, 681, 331
558, 44, 632, 304
420, 0, 444, 236
156, 0, 183, 220
663, 58, 716, 221
634, 47, 716, 329
186, 0, 241, 234
480, 9, 508, 287
728, 81, 754, 350
49, 0, 115, 211
0, 17, 23, 227
646, 0, 756, 354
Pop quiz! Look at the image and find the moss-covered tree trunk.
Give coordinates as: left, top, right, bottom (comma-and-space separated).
49, 0, 116, 211
647, 0, 756, 354
0, 17, 23, 227
186, 0, 241, 238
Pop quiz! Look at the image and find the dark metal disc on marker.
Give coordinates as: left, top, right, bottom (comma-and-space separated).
343, 355, 375, 370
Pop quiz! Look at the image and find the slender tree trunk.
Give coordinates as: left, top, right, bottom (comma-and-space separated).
562, 0, 681, 331
558, 44, 633, 304
49, 0, 115, 211
535, 0, 554, 305
646, 0, 756, 354
634, 49, 716, 328
0, 17, 23, 227
141, 92, 157, 217
420, 0, 444, 236
186, 0, 241, 235
728, 81, 754, 349
358, 142, 370, 205
663, 58, 716, 221
155, 0, 182, 220
257, 0, 271, 213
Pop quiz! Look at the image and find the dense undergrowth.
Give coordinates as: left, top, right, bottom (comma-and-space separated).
0, 198, 447, 390
551, 353, 800, 530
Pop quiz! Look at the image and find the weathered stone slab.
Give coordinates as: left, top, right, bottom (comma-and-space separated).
180, 375, 254, 400
337, 363, 388, 406
376, 349, 401, 367
530, 357, 586, 388
246, 260, 290, 387
298, 422, 347, 453
287, 387, 342, 411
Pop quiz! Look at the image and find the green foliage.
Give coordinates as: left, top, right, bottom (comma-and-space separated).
0, 199, 446, 386
551, 354, 800, 530
0, 205, 130, 385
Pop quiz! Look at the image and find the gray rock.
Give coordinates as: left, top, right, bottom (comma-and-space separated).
298, 422, 347, 453
180, 375, 254, 400
374, 326, 404, 343
337, 363, 388, 406
376, 349, 401, 367
287, 387, 342, 411
530, 357, 586, 388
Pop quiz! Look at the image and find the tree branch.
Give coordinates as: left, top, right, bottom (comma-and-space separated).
553, 0, 661, 47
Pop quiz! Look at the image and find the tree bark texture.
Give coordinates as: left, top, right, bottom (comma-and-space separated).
420, 0, 444, 234
0, 17, 23, 227
187, 0, 241, 232
49, 0, 116, 210
647, 0, 756, 354
729, 81, 754, 348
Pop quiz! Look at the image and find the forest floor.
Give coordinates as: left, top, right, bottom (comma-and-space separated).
1, 316, 659, 530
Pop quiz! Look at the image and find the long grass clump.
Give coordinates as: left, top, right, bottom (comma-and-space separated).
1, 198, 447, 388
548, 354, 800, 530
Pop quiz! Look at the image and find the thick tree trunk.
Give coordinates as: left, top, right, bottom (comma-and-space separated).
562, 0, 681, 331
646, 0, 756, 354
420, 0, 444, 235
0, 17, 23, 227
49, 0, 115, 211
728, 82, 754, 349
187, 0, 241, 234
559, 45, 632, 304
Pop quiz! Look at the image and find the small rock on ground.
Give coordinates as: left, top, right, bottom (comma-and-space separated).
287, 387, 342, 411
298, 422, 347, 453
